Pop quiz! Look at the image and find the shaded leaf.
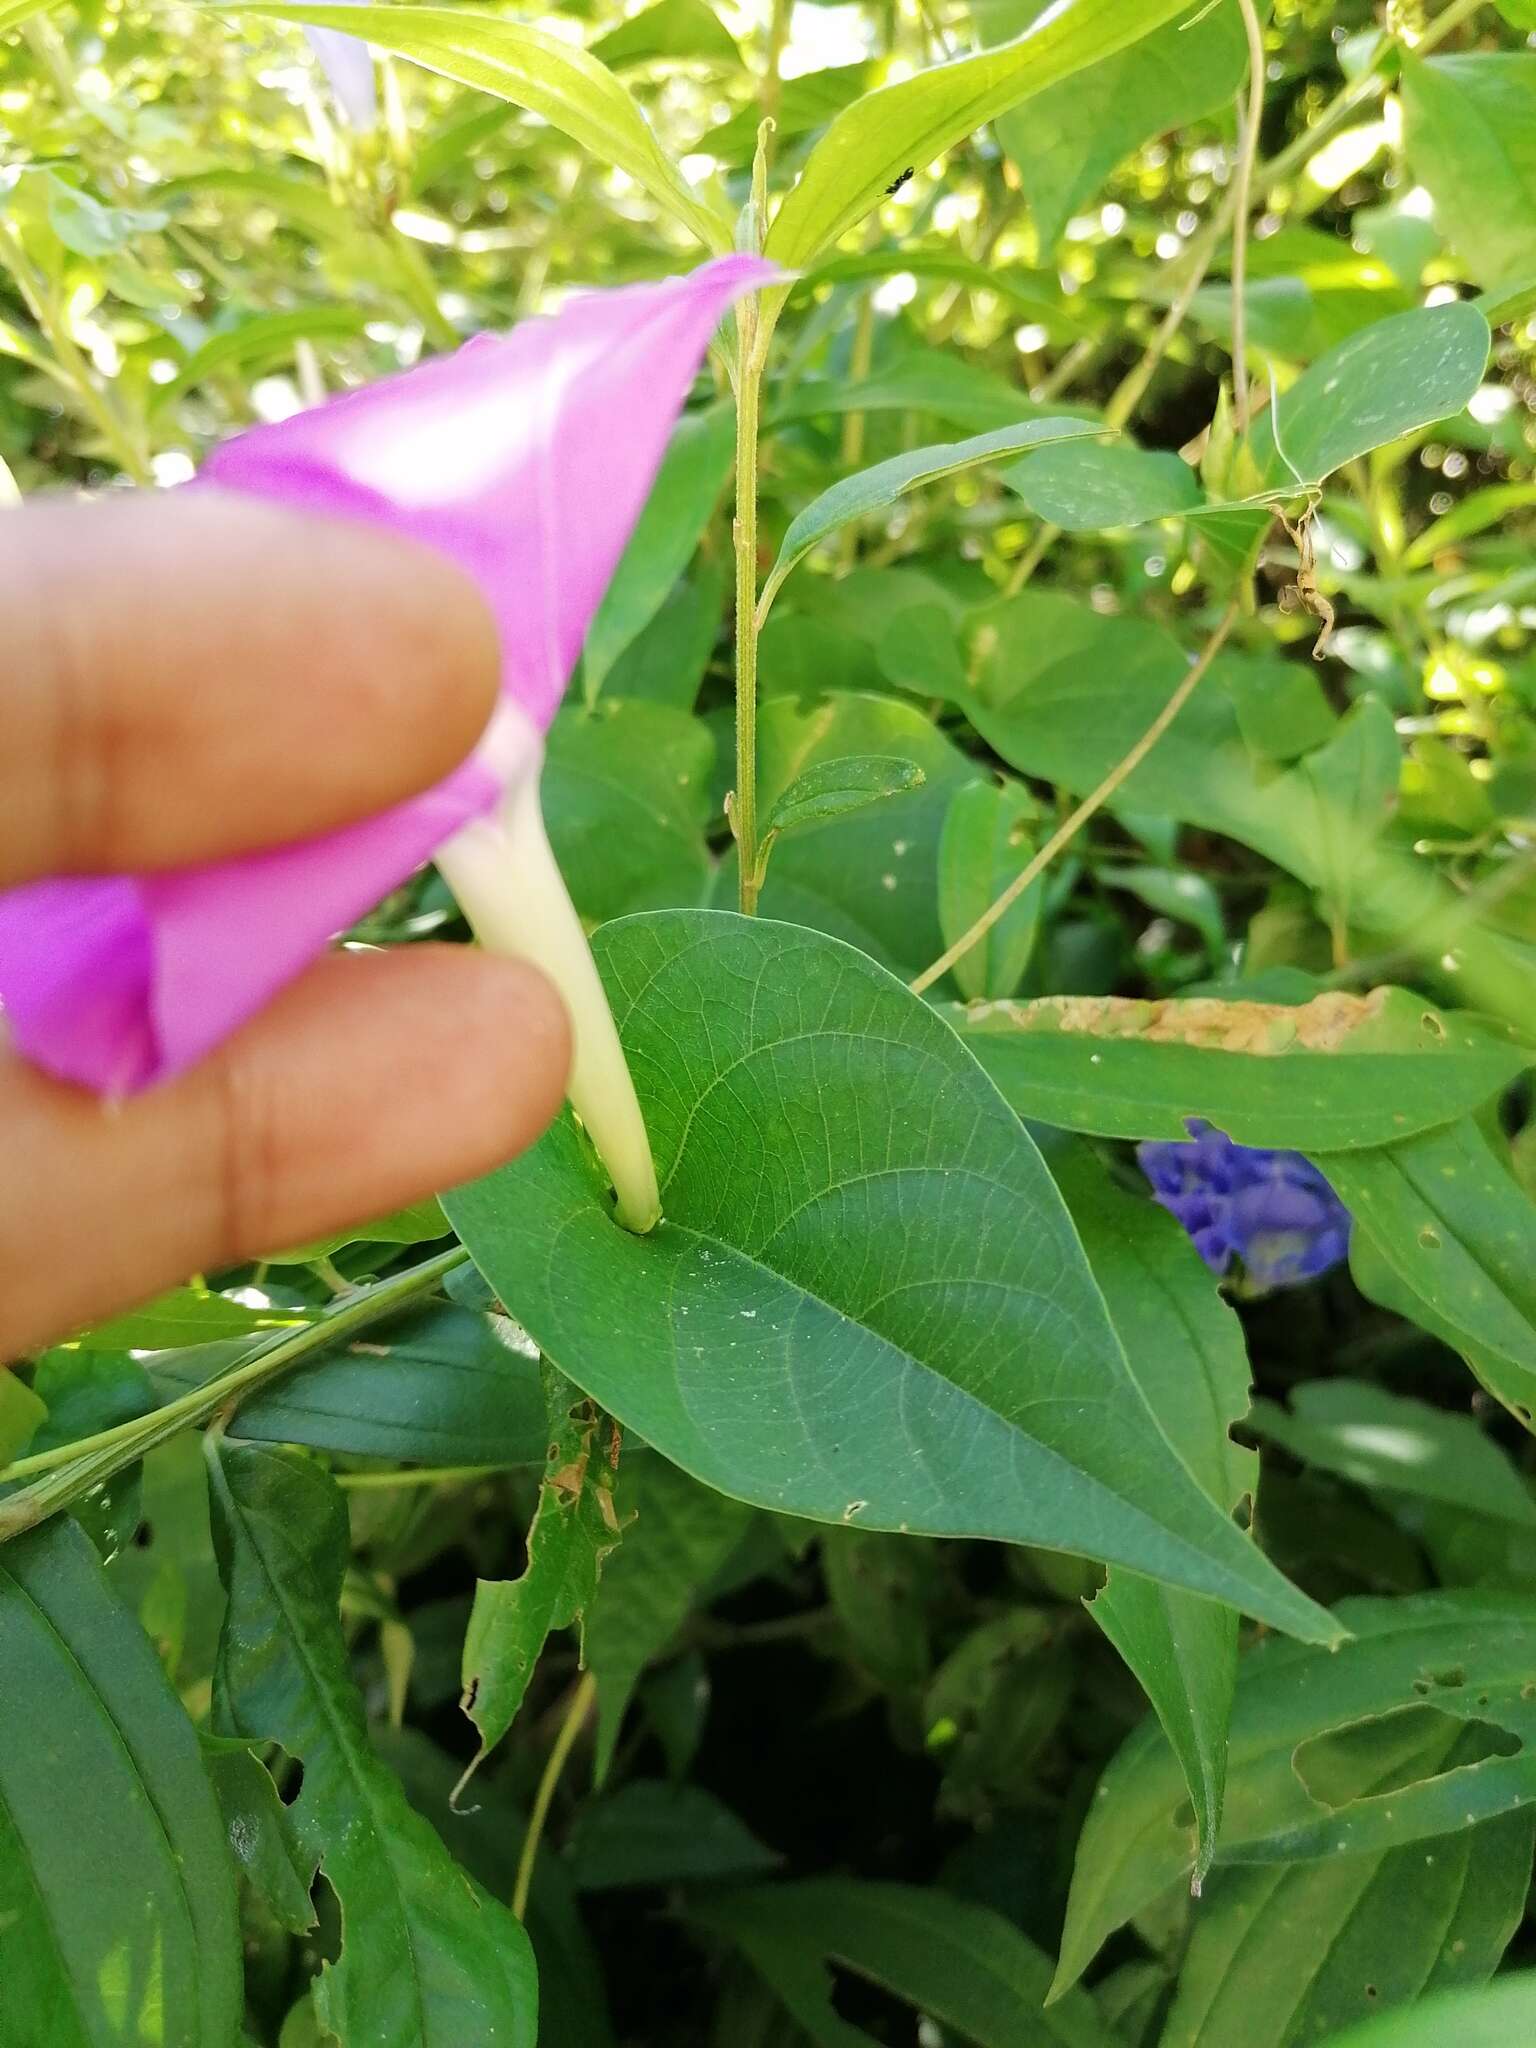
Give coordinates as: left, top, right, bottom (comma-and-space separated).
1326, 1119, 1536, 1425
207, 1441, 538, 2046
201, 1735, 317, 1934
763, 754, 926, 840
545, 700, 716, 921
151, 1304, 548, 1467
1054, 1138, 1255, 1884
583, 1452, 753, 1780
1249, 1380, 1536, 1530
0, 1518, 242, 2048
568, 1780, 779, 1889
1005, 442, 1203, 530
1054, 1590, 1536, 1997
1316, 1974, 1536, 2048
937, 777, 1042, 1001
583, 404, 734, 697
695, 1879, 1112, 2047
1160, 1786, 1533, 2045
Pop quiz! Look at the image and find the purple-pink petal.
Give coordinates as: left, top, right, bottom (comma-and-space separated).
0, 257, 773, 1095
0, 750, 502, 1094
202, 257, 773, 730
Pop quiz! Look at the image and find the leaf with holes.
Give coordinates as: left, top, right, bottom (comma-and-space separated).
460, 1370, 625, 1777
1053, 1589, 1536, 1997
207, 1439, 538, 2046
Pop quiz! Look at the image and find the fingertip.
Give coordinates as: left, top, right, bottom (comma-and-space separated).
196, 492, 506, 792
429, 952, 574, 1171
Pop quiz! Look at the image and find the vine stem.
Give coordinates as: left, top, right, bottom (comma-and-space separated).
512, 1672, 596, 1922
909, 600, 1243, 996
0, 1246, 467, 1536
1230, 0, 1268, 440
732, 293, 781, 913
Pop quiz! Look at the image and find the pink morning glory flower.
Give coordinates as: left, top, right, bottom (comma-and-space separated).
0, 254, 772, 1231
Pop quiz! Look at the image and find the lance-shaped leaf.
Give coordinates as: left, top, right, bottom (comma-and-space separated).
207, 1438, 538, 2047
239, 2, 732, 249
1326, 1119, 1536, 1428
763, 0, 1198, 268
757, 416, 1101, 618
959, 986, 1529, 1151
447, 910, 1338, 1644
0, 1518, 243, 2048
1052, 1137, 1256, 1886
1054, 1590, 1536, 1999
693, 1880, 1109, 2048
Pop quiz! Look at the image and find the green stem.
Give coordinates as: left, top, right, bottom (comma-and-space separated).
1230, 0, 1268, 440
335, 1463, 515, 1490
732, 298, 774, 914
512, 1671, 595, 1921
0, 1247, 467, 1537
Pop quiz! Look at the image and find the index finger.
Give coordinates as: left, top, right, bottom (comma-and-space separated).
0, 490, 502, 888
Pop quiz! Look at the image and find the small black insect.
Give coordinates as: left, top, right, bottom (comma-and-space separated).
884, 166, 914, 197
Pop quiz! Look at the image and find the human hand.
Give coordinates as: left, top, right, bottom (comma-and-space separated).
0, 491, 570, 1358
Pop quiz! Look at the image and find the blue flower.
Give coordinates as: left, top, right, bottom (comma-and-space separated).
1136, 1122, 1351, 1290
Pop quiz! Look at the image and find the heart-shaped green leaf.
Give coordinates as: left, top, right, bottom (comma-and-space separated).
446, 910, 1336, 1641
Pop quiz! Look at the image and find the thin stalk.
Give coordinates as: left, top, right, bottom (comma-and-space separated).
1230, 0, 1268, 439
732, 298, 776, 913
910, 601, 1243, 995
335, 1463, 516, 1490
512, 1672, 595, 1921
0, 1247, 467, 1536
836, 285, 878, 570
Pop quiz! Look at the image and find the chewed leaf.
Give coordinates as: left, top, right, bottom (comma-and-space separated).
458, 1370, 626, 1785
959, 985, 1529, 1150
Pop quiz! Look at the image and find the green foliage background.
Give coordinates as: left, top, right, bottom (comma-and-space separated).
3, 0, 1536, 2043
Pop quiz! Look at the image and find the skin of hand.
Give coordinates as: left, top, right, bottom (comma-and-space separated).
0, 491, 571, 1360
